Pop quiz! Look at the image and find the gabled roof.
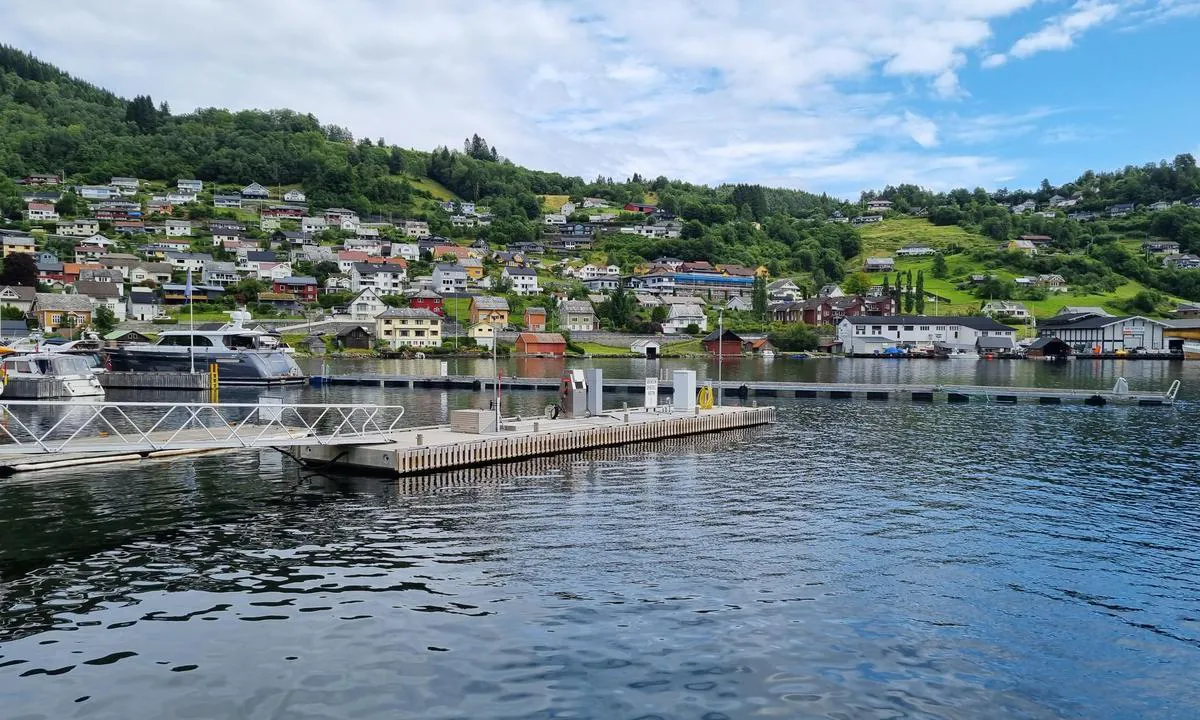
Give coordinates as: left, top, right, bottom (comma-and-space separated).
504, 266, 537, 276
377, 308, 440, 319
560, 300, 594, 314
516, 332, 566, 344
74, 281, 120, 299
471, 296, 509, 311
1038, 313, 1165, 330
34, 293, 93, 312
0, 285, 36, 301
703, 328, 742, 342
841, 315, 1012, 331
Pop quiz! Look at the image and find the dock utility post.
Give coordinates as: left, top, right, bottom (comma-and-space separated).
586, 368, 604, 417
559, 369, 588, 418
672, 370, 697, 413
644, 377, 659, 409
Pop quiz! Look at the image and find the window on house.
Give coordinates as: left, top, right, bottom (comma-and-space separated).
903, 325, 914, 331
888, 325, 898, 331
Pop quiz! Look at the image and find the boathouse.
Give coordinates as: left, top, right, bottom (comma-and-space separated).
336, 325, 374, 350
515, 332, 566, 357
703, 329, 744, 355
1036, 313, 1170, 355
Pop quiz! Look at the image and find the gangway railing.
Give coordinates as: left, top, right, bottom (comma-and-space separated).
0, 400, 406, 455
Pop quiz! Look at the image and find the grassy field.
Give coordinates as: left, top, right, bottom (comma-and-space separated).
539, 194, 570, 213
662, 338, 704, 356
573, 341, 634, 356
857, 218, 996, 256
406, 175, 458, 202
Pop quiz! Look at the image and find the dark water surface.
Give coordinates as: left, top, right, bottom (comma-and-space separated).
2, 359, 1199, 719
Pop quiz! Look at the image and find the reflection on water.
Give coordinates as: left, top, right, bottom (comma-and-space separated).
1, 361, 1199, 719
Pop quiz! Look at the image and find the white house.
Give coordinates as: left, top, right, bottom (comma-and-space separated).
26, 203, 59, 221
203, 261, 239, 287
391, 242, 419, 261
165, 219, 193, 237
242, 182, 270, 199
981, 300, 1031, 319
1036, 313, 1169, 355
344, 288, 388, 321
79, 185, 119, 200
165, 190, 197, 204
544, 213, 567, 225
283, 189, 307, 203
56, 219, 100, 237
0, 285, 36, 315
126, 286, 161, 321
178, 179, 203, 193
432, 264, 468, 295
401, 220, 429, 238
896, 245, 936, 256
165, 252, 211, 273
560, 201, 576, 216
837, 316, 1016, 355
350, 263, 406, 294
213, 195, 242, 209
502, 267, 539, 295
664, 303, 707, 334
301, 216, 328, 234
582, 197, 609, 208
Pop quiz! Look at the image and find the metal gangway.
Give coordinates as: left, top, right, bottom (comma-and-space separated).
0, 399, 407, 456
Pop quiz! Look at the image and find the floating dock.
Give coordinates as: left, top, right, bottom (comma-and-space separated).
98, 371, 210, 391
297, 405, 776, 477
310, 374, 1180, 406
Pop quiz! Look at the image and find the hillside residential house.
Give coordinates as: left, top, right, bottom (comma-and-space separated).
401, 220, 429, 238
26, 202, 59, 221
503, 267, 539, 295
0, 285, 36, 315
241, 182, 270, 199
837, 315, 1016, 355
75, 280, 126, 322
273, 276, 319, 302
866, 199, 893, 212
1037, 274, 1068, 290
350, 263, 406, 294
127, 287, 161, 321
544, 213, 567, 225
391, 242, 419, 261
301, 216, 328, 234
376, 308, 442, 349
895, 245, 936, 256
1, 234, 37, 257
767, 278, 803, 301
283, 189, 306, 203
33, 293, 93, 333
470, 296, 510, 327
1165, 254, 1200, 269
852, 215, 883, 225
55, 219, 100, 237
1007, 239, 1037, 255
1037, 313, 1169, 355
556, 300, 597, 332
166, 252, 211, 273
582, 197, 609, 208
213, 194, 242, 209
409, 289, 444, 316
664, 303, 707, 334
165, 219, 193, 237
202, 261, 239, 287
458, 257, 485, 280
981, 300, 1031, 319
863, 257, 895, 272
584, 277, 619, 292
1143, 240, 1180, 254
1010, 199, 1037, 214
432, 264, 468, 295
343, 288, 388, 322
1108, 203, 1135, 217
79, 185, 119, 200
178, 179, 203, 193
523, 306, 547, 331
1149, 201, 1172, 211
626, 272, 675, 293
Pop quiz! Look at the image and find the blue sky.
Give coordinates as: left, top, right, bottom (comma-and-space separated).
2, 0, 1198, 198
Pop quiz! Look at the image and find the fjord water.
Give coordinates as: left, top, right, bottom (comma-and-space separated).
2, 359, 1199, 719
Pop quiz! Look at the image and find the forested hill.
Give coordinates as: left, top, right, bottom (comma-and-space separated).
6, 45, 1200, 307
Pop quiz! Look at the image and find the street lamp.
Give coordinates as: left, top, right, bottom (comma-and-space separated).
717, 307, 724, 406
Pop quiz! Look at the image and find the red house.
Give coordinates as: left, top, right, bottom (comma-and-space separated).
409, 289, 444, 315
702, 329, 743, 356
515, 332, 566, 357
623, 202, 657, 214
272, 276, 318, 302
523, 306, 547, 331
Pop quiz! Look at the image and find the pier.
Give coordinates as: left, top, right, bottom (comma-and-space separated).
0, 371, 775, 476
311, 374, 1181, 406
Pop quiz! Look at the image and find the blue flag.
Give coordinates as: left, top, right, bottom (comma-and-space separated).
185, 268, 193, 300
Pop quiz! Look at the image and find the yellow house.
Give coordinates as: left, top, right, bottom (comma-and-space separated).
32, 293, 93, 333
2, 235, 37, 257
469, 321, 496, 349
469, 296, 509, 326
375, 307, 442, 349
459, 257, 485, 280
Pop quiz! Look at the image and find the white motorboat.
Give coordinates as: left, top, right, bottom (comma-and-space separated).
0, 352, 105, 397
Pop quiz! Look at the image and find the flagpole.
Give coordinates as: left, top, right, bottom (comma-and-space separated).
187, 268, 195, 373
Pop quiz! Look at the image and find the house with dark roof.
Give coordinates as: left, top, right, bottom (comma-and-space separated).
837, 315, 1015, 355
1036, 313, 1170, 355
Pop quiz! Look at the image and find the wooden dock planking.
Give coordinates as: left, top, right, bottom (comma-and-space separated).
311, 374, 1177, 406
298, 405, 776, 476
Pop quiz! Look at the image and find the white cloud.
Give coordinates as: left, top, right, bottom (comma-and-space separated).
985, 0, 1122, 66
0, 0, 1108, 196
903, 111, 940, 148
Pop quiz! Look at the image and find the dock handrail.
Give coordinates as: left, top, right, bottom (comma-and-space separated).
0, 400, 407, 455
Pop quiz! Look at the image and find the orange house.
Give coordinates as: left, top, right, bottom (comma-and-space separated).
523, 306, 547, 331
515, 332, 566, 357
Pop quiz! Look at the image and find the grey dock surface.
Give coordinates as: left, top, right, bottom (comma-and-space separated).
298, 405, 776, 476
312, 374, 1179, 406
98, 371, 210, 390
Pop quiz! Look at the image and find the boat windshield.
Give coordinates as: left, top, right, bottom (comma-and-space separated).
155, 334, 215, 347
225, 334, 261, 350
47, 356, 92, 375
